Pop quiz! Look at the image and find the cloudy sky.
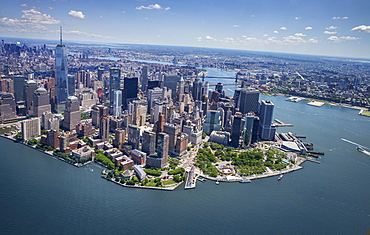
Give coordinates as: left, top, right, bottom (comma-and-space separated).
0, 0, 369, 58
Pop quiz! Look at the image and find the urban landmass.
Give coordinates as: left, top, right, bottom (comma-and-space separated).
0, 34, 369, 190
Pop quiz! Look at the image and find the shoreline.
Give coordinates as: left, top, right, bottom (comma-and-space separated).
0, 131, 314, 190
270, 93, 366, 111
201, 156, 307, 182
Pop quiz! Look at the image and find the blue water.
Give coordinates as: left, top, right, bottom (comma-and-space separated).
0, 78, 370, 234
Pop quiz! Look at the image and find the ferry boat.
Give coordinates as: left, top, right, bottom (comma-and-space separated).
357, 146, 365, 152
278, 174, 283, 181
240, 179, 251, 183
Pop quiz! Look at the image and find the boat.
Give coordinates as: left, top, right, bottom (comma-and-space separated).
357, 146, 365, 152
240, 178, 251, 183
278, 174, 283, 181
215, 180, 220, 185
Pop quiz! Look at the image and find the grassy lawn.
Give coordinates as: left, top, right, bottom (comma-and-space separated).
145, 179, 158, 187
162, 180, 176, 185
360, 110, 370, 117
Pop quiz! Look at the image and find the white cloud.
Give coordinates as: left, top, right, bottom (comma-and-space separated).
205, 35, 214, 40
327, 36, 359, 42
332, 16, 348, 20
122, 11, 126, 13
284, 35, 306, 43
308, 38, 318, 43
195, 37, 202, 41
251, 15, 255, 17
48, 7, 54, 10
21, 4, 27, 7
351, 25, 370, 33
0, 9, 60, 32
20, 9, 59, 24
326, 26, 337, 30
273, 31, 279, 34
280, 27, 287, 30
99, 16, 103, 19
224, 37, 234, 41
263, 34, 268, 37
295, 33, 306, 37
136, 4, 168, 10
68, 10, 85, 19
327, 36, 339, 41
295, 17, 301, 20
340, 36, 359, 40
232, 25, 240, 28
305, 27, 312, 30
324, 31, 336, 34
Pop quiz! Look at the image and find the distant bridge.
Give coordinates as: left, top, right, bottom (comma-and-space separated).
205, 76, 236, 79
209, 83, 239, 86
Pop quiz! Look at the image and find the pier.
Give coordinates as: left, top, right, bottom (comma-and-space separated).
274, 119, 293, 127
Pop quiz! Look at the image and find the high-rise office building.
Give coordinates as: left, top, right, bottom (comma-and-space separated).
156, 132, 169, 160
146, 132, 169, 168
203, 109, 223, 135
67, 74, 75, 97
0, 92, 17, 123
236, 88, 259, 114
113, 128, 126, 149
97, 68, 105, 81
55, 27, 68, 104
99, 115, 110, 142
109, 68, 121, 103
21, 117, 41, 141
164, 75, 179, 99
176, 76, 185, 101
164, 123, 180, 154
12, 76, 26, 102
123, 77, 138, 110
112, 90, 122, 117
91, 105, 108, 127
142, 130, 156, 156
258, 100, 276, 141
127, 124, 140, 149
242, 113, 255, 147
63, 96, 80, 131
24, 80, 37, 116
230, 112, 243, 148
192, 78, 202, 101
141, 66, 148, 92
215, 82, 223, 94
33, 87, 51, 117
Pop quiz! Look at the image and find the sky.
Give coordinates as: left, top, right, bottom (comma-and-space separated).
0, 0, 370, 58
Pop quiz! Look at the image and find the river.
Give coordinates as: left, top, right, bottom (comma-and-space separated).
0, 70, 369, 234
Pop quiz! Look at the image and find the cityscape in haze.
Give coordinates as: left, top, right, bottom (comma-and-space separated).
1, 0, 370, 58
0, 1, 370, 235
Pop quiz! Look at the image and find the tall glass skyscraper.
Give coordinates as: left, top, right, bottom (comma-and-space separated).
55, 27, 68, 104
112, 90, 122, 117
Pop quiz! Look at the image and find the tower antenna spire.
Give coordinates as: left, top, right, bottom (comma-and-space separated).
60, 26, 63, 45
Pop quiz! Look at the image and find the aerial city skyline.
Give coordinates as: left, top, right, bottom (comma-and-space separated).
0, 1, 369, 234
0, 0, 370, 58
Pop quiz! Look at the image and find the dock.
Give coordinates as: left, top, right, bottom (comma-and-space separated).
307, 101, 324, 107
274, 119, 293, 127
305, 158, 321, 164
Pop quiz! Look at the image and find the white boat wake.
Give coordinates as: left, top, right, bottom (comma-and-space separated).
341, 138, 370, 156
341, 138, 369, 149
